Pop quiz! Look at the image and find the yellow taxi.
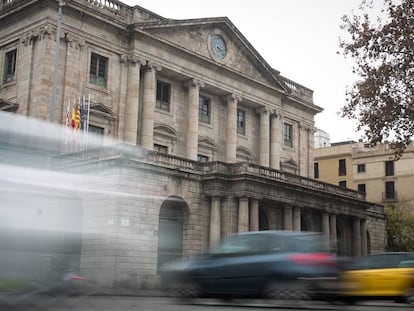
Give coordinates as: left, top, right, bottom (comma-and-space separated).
339, 252, 414, 304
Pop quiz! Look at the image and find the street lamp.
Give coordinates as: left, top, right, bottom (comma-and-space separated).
50, 0, 65, 123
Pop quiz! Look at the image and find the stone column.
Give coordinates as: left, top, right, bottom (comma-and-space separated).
141, 62, 161, 149
361, 219, 367, 256
329, 214, 337, 253
209, 197, 221, 247
353, 217, 361, 257
185, 79, 204, 160
249, 198, 259, 231
124, 55, 145, 145
293, 207, 301, 231
322, 212, 330, 236
225, 94, 242, 163
258, 107, 270, 167
238, 198, 249, 233
283, 205, 293, 230
270, 111, 281, 169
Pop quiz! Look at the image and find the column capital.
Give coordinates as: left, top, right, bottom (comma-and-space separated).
270, 110, 283, 119
120, 53, 146, 67
256, 106, 269, 116
144, 61, 162, 72
184, 78, 205, 89
223, 93, 242, 104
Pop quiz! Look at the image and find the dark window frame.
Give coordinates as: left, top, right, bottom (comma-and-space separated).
197, 154, 209, 163
283, 123, 293, 148
3, 49, 17, 83
339, 180, 347, 188
357, 164, 366, 173
89, 52, 108, 88
338, 159, 347, 176
156, 80, 171, 112
385, 181, 395, 199
237, 109, 246, 135
385, 160, 394, 176
199, 95, 211, 124
357, 183, 366, 193
154, 144, 168, 154
314, 162, 319, 179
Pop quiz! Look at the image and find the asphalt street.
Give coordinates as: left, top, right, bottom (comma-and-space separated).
5, 295, 413, 311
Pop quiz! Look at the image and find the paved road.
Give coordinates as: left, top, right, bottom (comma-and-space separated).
5, 295, 413, 311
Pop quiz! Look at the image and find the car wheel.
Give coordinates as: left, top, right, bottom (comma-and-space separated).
170, 282, 201, 299
405, 288, 414, 304
263, 280, 309, 301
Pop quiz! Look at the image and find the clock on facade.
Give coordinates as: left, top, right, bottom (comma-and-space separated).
210, 34, 227, 60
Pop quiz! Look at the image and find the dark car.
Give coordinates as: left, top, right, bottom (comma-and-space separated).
160, 230, 339, 300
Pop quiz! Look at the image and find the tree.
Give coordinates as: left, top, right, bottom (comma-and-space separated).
384, 203, 414, 251
340, 0, 414, 157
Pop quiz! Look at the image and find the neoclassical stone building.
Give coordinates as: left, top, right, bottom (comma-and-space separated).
0, 0, 385, 290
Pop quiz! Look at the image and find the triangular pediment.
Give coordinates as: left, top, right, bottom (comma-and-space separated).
137, 18, 288, 92
90, 103, 116, 120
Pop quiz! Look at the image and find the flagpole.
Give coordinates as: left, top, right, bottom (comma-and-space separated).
86, 93, 91, 149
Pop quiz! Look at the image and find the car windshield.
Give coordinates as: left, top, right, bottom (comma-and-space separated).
209, 233, 330, 256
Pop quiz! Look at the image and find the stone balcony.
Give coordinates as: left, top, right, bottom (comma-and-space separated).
59, 144, 366, 202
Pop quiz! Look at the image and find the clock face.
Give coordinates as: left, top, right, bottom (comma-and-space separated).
210, 35, 226, 60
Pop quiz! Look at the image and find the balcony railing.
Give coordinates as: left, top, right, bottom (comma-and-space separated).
382, 191, 398, 202
280, 76, 313, 103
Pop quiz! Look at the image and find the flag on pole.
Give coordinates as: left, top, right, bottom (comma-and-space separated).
75, 103, 81, 130
80, 98, 85, 131
65, 100, 71, 129
71, 105, 76, 128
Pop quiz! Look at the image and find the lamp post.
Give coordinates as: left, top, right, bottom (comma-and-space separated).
50, 0, 65, 123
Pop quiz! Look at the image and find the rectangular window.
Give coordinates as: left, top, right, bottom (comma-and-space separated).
358, 183, 366, 193
156, 80, 170, 111
385, 160, 394, 176
199, 96, 211, 124
237, 109, 246, 135
283, 123, 293, 148
314, 162, 319, 179
3, 49, 17, 83
88, 125, 104, 135
154, 144, 168, 154
89, 52, 108, 88
197, 154, 209, 163
385, 181, 395, 199
338, 159, 346, 176
339, 180, 347, 188
357, 164, 366, 173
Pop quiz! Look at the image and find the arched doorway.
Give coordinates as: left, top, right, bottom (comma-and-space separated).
259, 207, 269, 231
156, 197, 187, 271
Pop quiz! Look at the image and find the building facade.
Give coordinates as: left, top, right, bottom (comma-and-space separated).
315, 141, 414, 209
1, 0, 385, 290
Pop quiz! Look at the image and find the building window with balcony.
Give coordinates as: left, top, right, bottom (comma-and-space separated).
385, 181, 395, 200
199, 96, 211, 124
339, 180, 347, 188
197, 154, 209, 163
385, 160, 394, 176
3, 49, 17, 83
338, 159, 346, 176
154, 144, 168, 154
314, 162, 319, 179
283, 123, 293, 148
237, 109, 246, 135
357, 164, 365, 173
358, 183, 366, 194
89, 52, 108, 88
156, 80, 170, 111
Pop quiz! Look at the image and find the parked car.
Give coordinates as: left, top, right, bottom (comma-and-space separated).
160, 230, 340, 300
314, 252, 414, 304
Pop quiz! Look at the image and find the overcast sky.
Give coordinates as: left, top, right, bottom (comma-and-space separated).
122, 0, 373, 143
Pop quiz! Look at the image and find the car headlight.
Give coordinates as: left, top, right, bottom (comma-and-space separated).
160, 260, 192, 272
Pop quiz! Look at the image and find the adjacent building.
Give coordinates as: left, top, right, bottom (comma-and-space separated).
0, 0, 385, 290
314, 141, 414, 210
